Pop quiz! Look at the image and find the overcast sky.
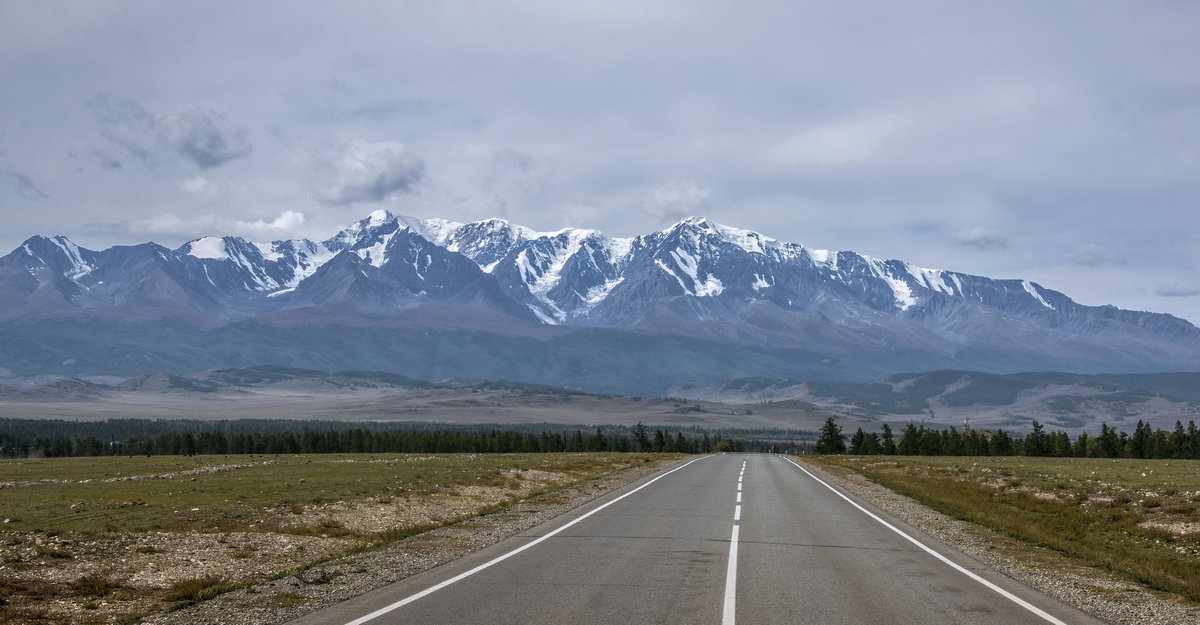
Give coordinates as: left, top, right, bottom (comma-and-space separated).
2, 1, 1198, 322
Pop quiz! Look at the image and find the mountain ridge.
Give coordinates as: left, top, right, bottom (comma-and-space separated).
2, 210, 1198, 393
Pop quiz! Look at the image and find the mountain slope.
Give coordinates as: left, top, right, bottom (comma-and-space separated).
1, 210, 1198, 392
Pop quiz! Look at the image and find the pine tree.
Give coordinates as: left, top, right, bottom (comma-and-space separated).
814, 418, 846, 454
1024, 421, 1048, 457
633, 422, 651, 451
860, 432, 880, 455
897, 423, 920, 455
880, 423, 897, 455
848, 428, 867, 454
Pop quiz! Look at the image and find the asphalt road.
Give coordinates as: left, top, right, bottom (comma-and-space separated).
288, 454, 1107, 625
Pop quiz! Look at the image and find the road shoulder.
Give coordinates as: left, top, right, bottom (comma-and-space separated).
796, 457, 1198, 625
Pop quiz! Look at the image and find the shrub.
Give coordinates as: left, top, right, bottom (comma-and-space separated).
167, 574, 234, 601
72, 571, 123, 597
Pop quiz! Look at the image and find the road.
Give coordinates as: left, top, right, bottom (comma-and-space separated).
288, 454, 1107, 625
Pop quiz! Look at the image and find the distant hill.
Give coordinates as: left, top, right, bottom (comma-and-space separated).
668, 370, 1200, 432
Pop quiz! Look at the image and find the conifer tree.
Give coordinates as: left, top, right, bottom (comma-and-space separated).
815, 417, 846, 454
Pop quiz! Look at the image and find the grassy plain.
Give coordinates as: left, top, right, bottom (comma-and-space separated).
809, 455, 1200, 604
0, 452, 674, 624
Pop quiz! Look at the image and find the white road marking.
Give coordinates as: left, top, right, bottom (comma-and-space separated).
724, 458, 744, 625
780, 456, 1069, 625
723, 524, 740, 625
340, 455, 711, 625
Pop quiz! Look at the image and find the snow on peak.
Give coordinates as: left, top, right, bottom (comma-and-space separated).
1023, 280, 1056, 310
44, 235, 94, 280
866, 257, 918, 310
905, 263, 958, 296
366, 209, 395, 226
713, 223, 776, 255
665, 217, 809, 260
185, 236, 230, 260
806, 248, 835, 265
415, 217, 464, 246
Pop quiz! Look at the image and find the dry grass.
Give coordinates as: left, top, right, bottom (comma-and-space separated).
70, 572, 122, 597
0, 452, 676, 624
810, 455, 1200, 603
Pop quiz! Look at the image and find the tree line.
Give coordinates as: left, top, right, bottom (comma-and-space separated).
814, 417, 1200, 459
0, 418, 815, 458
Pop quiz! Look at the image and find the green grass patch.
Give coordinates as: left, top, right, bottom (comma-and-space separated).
0, 452, 668, 535
808, 455, 1200, 604
0, 452, 678, 623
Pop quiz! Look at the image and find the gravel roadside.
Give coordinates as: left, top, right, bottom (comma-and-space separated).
797, 458, 1200, 625
140, 457, 683, 625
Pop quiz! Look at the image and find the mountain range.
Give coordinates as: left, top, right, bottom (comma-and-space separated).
2, 211, 1198, 395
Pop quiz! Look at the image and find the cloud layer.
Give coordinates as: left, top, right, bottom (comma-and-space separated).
1, 2, 1198, 323
86, 94, 251, 169
318, 140, 425, 205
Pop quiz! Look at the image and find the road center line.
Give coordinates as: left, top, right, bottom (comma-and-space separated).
340, 455, 711, 625
724, 459, 744, 625
780, 456, 1069, 625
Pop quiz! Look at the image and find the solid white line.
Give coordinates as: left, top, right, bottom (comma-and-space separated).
733, 504, 742, 521
341, 455, 712, 625
779, 456, 1069, 625
722, 524, 739, 625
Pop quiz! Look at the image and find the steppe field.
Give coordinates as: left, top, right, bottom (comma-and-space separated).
809, 456, 1200, 605
0, 452, 675, 624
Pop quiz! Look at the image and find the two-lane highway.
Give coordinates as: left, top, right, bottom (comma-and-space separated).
289, 454, 1106, 625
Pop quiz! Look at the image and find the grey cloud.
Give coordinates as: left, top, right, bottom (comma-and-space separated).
160, 109, 252, 168
318, 140, 425, 205
647, 182, 711, 224
86, 94, 158, 163
951, 227, 1007, 250
86, 94, 251, 169
88, 148, 122, 170
1157, 285, 1200, 298
0, 168, 48, 200
1068, 244, 1127, 266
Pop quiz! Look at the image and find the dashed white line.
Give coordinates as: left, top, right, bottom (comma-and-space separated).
723, 524, 740, 625
724, 458, 746, 625
780, 456, 1069, 625
339, 455, 711, 625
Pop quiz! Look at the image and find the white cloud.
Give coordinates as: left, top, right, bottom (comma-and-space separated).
129, 211, 305, 240
774, 116, 909, 166
180, 176, 220, 201
951, 226, 1008, 250
647, 181, 711, 223
318, 140, 425, 205
235, 210, 305, 232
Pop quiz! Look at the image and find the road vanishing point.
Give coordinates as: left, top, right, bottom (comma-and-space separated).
289, 454, 1106, 625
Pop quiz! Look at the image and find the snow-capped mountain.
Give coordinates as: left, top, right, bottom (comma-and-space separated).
2, 210, 1199, 390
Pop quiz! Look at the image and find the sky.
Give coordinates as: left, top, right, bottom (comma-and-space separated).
1, 1, 1198, 323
